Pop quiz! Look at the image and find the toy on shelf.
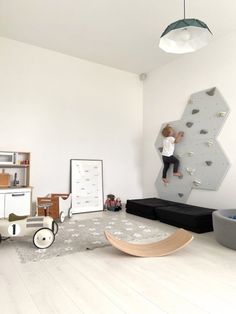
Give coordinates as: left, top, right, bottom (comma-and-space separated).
105, 194, 122, 211
0, 213, 58, 249
37, 193, 72, 223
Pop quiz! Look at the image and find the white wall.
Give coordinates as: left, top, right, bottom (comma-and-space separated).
143, 31, 236, 209
0, 37, 143, 203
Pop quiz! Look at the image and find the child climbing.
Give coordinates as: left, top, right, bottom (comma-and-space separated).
161, 124, 184, 184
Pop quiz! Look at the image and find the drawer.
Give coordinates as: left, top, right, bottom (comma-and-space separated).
0, 194, 4, 218
5, 192, 31, 217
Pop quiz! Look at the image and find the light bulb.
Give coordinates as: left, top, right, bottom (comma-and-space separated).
180, 28, 191, 41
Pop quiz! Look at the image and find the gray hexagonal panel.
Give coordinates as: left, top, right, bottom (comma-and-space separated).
155, 87, 230, 203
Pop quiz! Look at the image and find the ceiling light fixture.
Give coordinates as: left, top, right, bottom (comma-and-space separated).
159, 0, 213, 54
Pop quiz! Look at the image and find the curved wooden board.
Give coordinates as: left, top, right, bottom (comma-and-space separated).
104, 228, 193, 257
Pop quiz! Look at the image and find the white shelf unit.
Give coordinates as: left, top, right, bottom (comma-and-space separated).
0, 151, 30, 187
0, 151, 32, 218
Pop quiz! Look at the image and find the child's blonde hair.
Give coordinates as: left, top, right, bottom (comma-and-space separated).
162, 125, 173, 137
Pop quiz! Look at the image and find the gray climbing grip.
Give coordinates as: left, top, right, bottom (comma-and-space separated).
193, 180, 201, 186
206, 87, 216, 96
186, 122, 194, 128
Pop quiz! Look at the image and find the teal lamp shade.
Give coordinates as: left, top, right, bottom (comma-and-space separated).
159, 18, 212, 53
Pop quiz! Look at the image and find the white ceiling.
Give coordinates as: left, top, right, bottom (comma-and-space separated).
0, 0, 236, 74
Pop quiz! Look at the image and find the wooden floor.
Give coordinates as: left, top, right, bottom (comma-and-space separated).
1, 210, 236, 314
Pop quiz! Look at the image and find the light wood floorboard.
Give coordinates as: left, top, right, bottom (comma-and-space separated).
1, 210, 236, 314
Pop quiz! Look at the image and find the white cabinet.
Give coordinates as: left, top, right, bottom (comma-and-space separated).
0, 194, 4, 218
5, 191, 31, 217
0, 188, 32, 218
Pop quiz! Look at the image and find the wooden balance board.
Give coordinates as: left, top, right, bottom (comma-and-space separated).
104, 228, 193, 257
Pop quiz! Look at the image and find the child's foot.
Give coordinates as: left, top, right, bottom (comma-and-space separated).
173, 172, 182, 177
162, 178, 168, 184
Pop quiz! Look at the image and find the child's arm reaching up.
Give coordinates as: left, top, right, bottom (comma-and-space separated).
174, 131, 184, 143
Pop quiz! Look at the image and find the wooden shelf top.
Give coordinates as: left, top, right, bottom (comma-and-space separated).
0, 164, 29, 168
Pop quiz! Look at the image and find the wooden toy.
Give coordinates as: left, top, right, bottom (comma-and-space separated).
105, 228, 193, 257
37, 193, 72, 222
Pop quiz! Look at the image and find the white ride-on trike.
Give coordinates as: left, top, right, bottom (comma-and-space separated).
0, 213, 58, 249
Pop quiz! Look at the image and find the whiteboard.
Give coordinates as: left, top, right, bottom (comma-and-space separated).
70, 159, 104, 213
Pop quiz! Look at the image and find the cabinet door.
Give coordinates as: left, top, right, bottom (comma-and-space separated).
0, 194, 4, 218
5, 192, 31, 217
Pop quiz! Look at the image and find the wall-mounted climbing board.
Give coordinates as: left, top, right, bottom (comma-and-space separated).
155, 87, 230, 203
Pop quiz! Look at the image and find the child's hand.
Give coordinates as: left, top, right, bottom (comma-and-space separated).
179, 131, 184, 137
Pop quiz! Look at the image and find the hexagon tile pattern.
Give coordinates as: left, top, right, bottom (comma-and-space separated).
155, 87, 230, 203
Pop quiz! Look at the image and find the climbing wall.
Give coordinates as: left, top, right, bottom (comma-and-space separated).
155, 87, 230, 203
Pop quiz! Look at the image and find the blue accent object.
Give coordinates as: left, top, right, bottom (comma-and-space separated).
229, 215, 236, 220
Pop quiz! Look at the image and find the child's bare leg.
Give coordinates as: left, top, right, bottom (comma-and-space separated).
172, 156, 181, 176
173, 172, 182, 177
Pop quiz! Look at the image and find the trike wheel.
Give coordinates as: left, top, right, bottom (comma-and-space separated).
59, 211, 65, 223
33, 228, 55, 249
52, 220, 58, 235
68, 208, 73, 218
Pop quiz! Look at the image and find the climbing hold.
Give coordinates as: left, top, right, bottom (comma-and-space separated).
188, 99, 193, 105
205, 161, 213, 166
200, 129, 208, 134
186, 167, 196, 176
188, 152, 194, 157
217, 111, 226, 117
192, 109, 199, 115
178, 193, 184, 198
193, 180, 201, 186
206, 139, 214, 146
206, 87, 216, 96
186, 122, 193, 128
158, 147, 163, 153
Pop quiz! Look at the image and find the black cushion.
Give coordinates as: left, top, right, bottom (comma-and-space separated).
156, 205, 215, 233
126, 197, 215, 233
126, 198, 160, 220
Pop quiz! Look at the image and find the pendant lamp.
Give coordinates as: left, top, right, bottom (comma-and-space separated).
159, 0, 212, 54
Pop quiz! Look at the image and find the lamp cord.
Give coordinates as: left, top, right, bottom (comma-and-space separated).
184, 0, 186, 19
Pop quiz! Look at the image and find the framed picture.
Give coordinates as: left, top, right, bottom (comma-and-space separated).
70, 159, 104, 213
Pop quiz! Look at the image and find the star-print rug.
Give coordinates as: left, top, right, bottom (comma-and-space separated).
11, 211, 168, 263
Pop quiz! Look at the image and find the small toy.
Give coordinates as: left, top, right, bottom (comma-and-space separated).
0, 213, 58, 249
115, 197, 122, 210
37, 193, 72, 223
105, 194, 122, 211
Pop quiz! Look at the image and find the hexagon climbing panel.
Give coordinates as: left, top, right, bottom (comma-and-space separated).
155, 87, 230, 203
